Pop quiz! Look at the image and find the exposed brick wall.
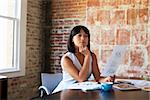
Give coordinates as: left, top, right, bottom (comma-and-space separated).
46, 0, 87, 73
48, 0, 150, 79
86, 0, 150, 78
7, 0, 46, 100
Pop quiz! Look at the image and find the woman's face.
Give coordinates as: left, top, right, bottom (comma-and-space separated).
72, 29, 89, 48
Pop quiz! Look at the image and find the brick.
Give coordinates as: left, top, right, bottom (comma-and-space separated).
101, 29, 115, 45
97, 10, 110, 25
132, 32, 148, 45
127, 9, 138, 25
116, 29, 131, 45
141, 0, 149, 6
139, 8, 148, 24
87, 0, 100, 7
130, 46, 145, 67
146, 45, 150, 56
110, 10, 125, 25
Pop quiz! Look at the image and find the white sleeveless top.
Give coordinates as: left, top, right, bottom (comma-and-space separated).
52, 52, 93, 93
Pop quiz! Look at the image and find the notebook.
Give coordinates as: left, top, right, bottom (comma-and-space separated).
101, 45, 127, 76
113, 83, 141, 91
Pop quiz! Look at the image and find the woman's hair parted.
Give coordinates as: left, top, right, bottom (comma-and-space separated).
67, 25, 91, 53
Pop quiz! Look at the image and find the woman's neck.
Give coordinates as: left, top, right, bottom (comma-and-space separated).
74, 47, 79, 53
75, 49, 82, 55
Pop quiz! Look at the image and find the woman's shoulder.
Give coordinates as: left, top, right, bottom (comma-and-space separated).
63, 52, 74, 57
62, 52, 74, 60
61, 52, 74, 64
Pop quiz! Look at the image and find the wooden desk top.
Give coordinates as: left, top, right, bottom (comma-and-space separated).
45, 89, 149, 100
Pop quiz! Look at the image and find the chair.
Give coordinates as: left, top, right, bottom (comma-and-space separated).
38, 73, 62, 97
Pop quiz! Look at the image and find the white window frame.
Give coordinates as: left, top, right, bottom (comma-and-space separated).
0, 0, 27, 78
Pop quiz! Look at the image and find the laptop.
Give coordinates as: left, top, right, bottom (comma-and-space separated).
101, 45, 127, 77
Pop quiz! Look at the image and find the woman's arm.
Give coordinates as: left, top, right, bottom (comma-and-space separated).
62, 52, 90, 82
92, 53, 115, 82
91, 53, 101, 81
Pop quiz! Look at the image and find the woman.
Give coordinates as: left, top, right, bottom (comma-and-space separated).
53, 25, 114, 93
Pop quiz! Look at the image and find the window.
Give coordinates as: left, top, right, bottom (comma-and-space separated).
0, 0, 27, 77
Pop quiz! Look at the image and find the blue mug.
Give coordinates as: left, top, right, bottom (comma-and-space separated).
101, 82, 113, 91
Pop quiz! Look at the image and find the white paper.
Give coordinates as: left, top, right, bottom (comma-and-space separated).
66, 81, 101, 91
101, 45, 127, 76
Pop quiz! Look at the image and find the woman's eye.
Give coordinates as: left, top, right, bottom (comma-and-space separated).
83, 34, 88, 37
84, 35, 88, 37
78, 34, 82, 37
77, 34, 88, 38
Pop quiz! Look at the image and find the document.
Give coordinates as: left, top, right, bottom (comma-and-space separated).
101, 45, 127, 76
66, 81, 101, 91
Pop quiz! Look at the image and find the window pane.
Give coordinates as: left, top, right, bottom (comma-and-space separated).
0, 17, 14, 69
0, 0, 16, 17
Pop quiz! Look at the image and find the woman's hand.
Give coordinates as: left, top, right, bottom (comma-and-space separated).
99, 75, 115, 83
79, 46, 90, 56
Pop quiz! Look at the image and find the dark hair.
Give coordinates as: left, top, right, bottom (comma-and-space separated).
67, 25, 90, 53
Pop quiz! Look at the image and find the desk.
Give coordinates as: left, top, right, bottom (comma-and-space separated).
45, 89, 149, 100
